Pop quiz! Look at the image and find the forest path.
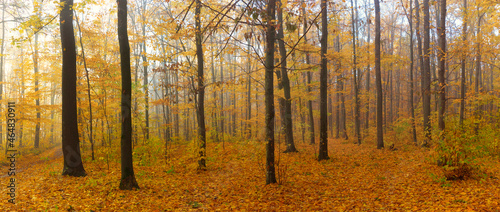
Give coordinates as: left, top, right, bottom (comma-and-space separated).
0, 145, 63, 178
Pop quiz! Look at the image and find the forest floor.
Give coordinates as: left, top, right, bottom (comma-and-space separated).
1, 138, 499, 211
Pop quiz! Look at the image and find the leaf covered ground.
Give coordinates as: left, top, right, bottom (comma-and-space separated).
1, 138, 500, 211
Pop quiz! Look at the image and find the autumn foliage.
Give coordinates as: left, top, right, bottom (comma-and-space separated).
1, 137, 499, 210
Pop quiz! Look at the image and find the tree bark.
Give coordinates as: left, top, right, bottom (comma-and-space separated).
277, 0, 297, 153
265, 0, 277, 184
141, 2, 149, 141
351, 0, 361, 145
318, 0, 329, 161
34, 0, 41, 148
422, 0, 432, 146
60, 0, 86, 177
409, 0, 417, 144
302, 0, 315, 145
375, 0, 384, 149
459, 0, 467, 127
75, 12, 94, 160
365, 4, 371, 130
195, 0, 206, 170
437, 0, 446, 132
118, 0, 139, 190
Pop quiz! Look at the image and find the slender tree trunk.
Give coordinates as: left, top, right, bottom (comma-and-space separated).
142, 5, 149, 141
302, 1, 314, 145
195, 0, 206, 170
351, 0, 361, 144
231, 61, 236, 136
117, 0, 139, 190
388, 25, 394, 125
475, 9, 483, 119
318, 0, 329, 161
340, 75, 347, 139
422, 0, 431, 146
210, 36, 219, 142
34, 0, 41, 148
60, 0, 86, 177
75, 13, 94, 160
50, 81, 55, 144
437, 0, 446, 132
246, 36, 252, 139
335, 35, 341, 139
19, 48, 24, 147
365, 4, 371, 130
265, 0, 277, 184
375, 0, 384, 149
219, 36, 224, 139
133, 42, 139, 145
277, 0, 297, 153
416, 0, 424, 111
409, 0, 417, 144
459, 0, 467, 127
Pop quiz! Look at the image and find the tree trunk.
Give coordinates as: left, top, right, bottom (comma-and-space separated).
416, 0, 424, 111
437, 0, 446, 132
265, 0, 277, 184
318, 0, 329, 161
409, 0, 417, 144
365, 4, 371, 130
475, 9, 483, 120
219, 35, 224, 139
246, 41, 252, 139
75, 12, 94, 160
459, 0, 467, 127
351, 0, 361, 145
421, 0, 432, 146
195, 0, 206, 170
210, 36, 219, 142
375, 0, 384, 149
142, 5, 149, 141
337, 34, 348, 140
117, 0, 139, 190
277, 0, 297, 153
34, 0, 41, 148
302, 1, 315, 145
60, 0, 86, 177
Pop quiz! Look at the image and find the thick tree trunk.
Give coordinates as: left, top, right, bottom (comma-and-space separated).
117, 0, 139, 190
60, 0, 86, 177
265, 0, 277, 184
318, 0, 329, 161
